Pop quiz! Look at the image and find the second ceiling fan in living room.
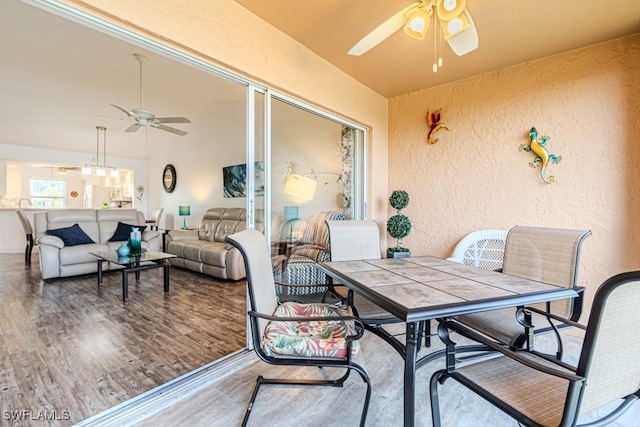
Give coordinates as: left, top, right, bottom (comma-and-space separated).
111, 53, 191, 136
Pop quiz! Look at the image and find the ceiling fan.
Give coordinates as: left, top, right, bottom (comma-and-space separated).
112, 53, 191, 136
348, 0, 479, 59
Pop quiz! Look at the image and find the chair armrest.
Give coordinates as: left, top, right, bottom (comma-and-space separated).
445, 256, 463, 264
37, 235, 65, 249
520, 306, 587, 331
248, 310, 366, 341
275, 280, 328, 290
281, 244, 328, 271
167, 229, 199, 241
440, 319, 583, 382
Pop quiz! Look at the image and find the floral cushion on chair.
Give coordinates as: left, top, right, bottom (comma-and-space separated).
262, 302, 360, 359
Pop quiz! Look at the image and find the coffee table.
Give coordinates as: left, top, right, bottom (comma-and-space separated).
90, 250, 177, 302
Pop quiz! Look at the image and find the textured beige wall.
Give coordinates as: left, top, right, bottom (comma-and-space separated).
389, 35, 640, 314
62, 0, 389, 225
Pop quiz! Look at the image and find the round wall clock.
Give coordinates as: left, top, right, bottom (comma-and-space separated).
162, 164, 177, 193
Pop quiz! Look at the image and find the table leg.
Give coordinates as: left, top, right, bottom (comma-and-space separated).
163, 263, 170, 292
404, 322, 418, 427
122, 270, 129, 302
97, 260, 103, 287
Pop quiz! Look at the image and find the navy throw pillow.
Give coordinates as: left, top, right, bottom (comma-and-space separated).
47, 224, 95, 246
109, 222, 147, 242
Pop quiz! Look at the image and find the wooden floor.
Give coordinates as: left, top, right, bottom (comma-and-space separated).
0, 253, 246, 426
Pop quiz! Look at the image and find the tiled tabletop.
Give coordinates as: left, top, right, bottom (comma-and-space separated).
319, 256, 575, 322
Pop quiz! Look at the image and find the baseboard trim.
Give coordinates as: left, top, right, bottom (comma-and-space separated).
77, 350, 257, 427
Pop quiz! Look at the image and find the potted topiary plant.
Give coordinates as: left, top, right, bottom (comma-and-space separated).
386, 190, 412, 258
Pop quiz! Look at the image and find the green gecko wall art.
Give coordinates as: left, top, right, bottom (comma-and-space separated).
519, 127, 562, 184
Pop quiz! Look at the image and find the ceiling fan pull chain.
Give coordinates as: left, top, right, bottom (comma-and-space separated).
438, 18, 443, 68
433, 15, 438, 73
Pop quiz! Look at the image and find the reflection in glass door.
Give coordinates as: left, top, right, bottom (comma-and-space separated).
268, 96, 367, 246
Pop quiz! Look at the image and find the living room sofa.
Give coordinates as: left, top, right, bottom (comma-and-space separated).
165, 207, 255, 281
34, 209, 161, 280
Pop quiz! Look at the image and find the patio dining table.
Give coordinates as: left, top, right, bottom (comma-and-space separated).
317, 255, 578, 427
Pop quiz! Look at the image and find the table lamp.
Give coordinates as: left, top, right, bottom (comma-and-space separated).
178, 205, 190, 229
283, 206, 299, 241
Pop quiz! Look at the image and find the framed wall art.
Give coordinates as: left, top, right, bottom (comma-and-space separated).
162, 164, 177, 193
223, 162, 264, 198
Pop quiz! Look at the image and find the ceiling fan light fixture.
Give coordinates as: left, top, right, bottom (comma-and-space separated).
445, 9, 479, 55
436, 0, 466, 21
442, 12, 469, 39
403, 6, 432, 40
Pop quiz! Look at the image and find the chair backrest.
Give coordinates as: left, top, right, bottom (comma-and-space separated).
502, 226, 592, 317
327, 220, 381, 261
151, 208, 164, 223
448, 229, 507, 270
226, 228, 279, 343
16, 209, 33, 235
576, 271, 640, 416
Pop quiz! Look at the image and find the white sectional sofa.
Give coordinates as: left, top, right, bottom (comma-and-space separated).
34, 209, 161, 280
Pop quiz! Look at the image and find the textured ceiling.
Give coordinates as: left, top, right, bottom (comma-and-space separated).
234, 0, 640, 97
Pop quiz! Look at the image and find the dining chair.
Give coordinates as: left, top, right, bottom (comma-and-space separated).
145, 208, 164, 230
16, 209, 36, 266
456, 226, 592, 359
326, 219, 431, 350
430, 270, 640, 427
271, 210, 346, 301
226, 228, 371, 427
446, 229, 508, 271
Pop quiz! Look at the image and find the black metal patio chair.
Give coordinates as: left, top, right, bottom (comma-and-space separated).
456, 225, 592, 358
226, 228, 371, 427
430, 270, 640, 427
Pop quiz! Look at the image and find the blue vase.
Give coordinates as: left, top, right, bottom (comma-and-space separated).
117, 243, 130, 257
128, 228, 142, 254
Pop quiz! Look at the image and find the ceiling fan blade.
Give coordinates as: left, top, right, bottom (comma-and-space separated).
111, 104, 135, 118
152, 123, 188, 136
348, 2, 421, 56
154, 117, 191, 124
445, 9, 479, 56
125, 123, 141, 133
